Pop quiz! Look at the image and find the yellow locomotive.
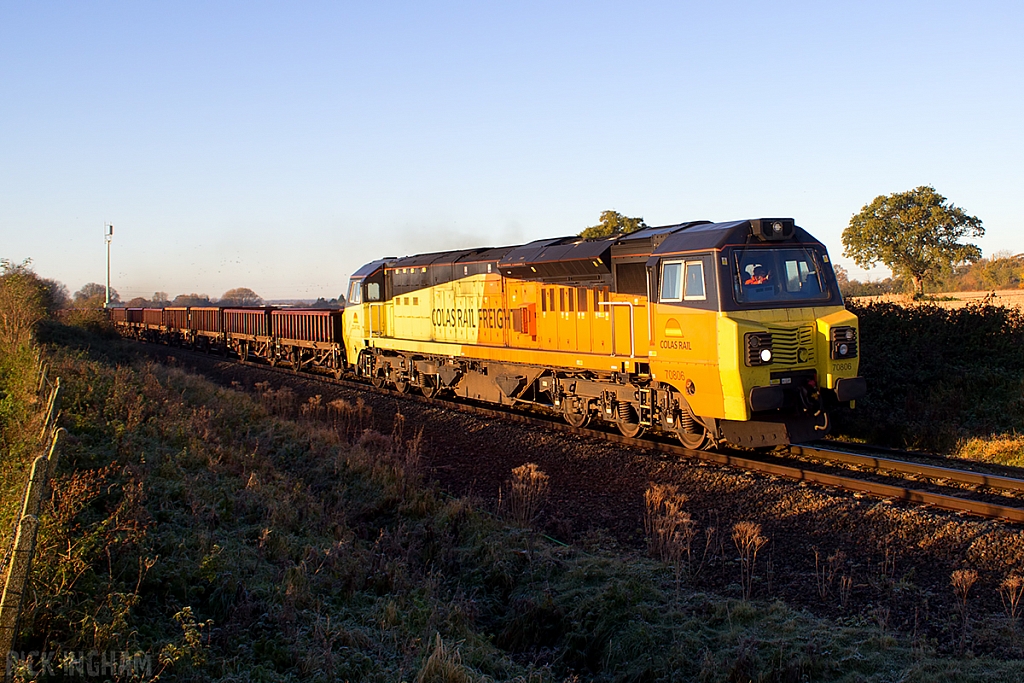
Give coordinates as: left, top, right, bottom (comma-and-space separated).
343, 218, 865, 448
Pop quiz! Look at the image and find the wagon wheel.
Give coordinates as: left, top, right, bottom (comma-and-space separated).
238, 342, 248, 362
333, 366, 344, 380
268, 354, 278, 367
562, 396, 590, 428
420, 379, 439, 398
292, 350, 301, 373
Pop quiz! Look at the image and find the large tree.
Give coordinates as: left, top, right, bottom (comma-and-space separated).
219, 287, 263, 306
0, 259, 46, 351
172, 293, 212, 307
73, 282, 119, 307
842, 186, 983, 296
579, 210, 647, 240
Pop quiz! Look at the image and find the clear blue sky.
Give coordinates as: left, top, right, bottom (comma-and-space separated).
2, 1, 1021, 301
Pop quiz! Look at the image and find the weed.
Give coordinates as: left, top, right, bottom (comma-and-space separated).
731, 521, 768, 601
813, 547, 846, 603
643, 483, 695, 587
416, 633, 474, 683
1000, 574, 1024, 626
839, 574, 854, 610
951, 568, 979, 653
505, 463, 550, 527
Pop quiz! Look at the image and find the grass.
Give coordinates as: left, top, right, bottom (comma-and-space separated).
0, 339, 44, 563
7, 321, 1024, 681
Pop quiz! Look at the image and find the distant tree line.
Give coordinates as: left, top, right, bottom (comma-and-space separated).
836, 254, 1024, 298
66, 283, 345, 309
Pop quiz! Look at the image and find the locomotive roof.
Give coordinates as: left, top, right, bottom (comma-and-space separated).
497, 236, 615, 269
388, 246, 516, 269
652, 219, 821, 255
352, 218, 822, 277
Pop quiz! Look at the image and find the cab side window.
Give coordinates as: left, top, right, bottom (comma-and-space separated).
684, 261, 706, 300
661, 261, 683, 302
348, 281, 362, 305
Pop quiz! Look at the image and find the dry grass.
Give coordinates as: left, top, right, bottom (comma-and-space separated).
813, 548, 846, 604
504, 463, 549, 527
732, 521, 768, 601
1000, 574, 1024, 626
954, 434, 1024, 468
415, 633, 474, 683
951, 568, 979, 652
643, 484, 694, 567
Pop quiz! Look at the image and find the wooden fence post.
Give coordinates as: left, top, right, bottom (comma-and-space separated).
46, 428, 65, 481
19, 458, 48, 521
0, 515, 40, 668
36, 364, 48, 399
37, 379, 61, 442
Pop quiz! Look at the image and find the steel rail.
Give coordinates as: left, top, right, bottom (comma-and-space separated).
143, 342, 1024, 524
788, 445, 1024, 495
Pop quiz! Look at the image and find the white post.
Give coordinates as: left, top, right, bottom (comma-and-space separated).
104, 223, 114, 308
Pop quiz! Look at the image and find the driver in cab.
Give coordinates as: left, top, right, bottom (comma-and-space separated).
745, 265, 770, 285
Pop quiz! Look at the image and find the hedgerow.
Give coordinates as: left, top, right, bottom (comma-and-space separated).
836, 301, 1024, 452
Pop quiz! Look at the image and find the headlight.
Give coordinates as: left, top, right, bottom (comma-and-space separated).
745, 332, 774, 366
830, 327, 858, 359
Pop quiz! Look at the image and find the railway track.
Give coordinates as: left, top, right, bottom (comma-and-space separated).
158, 344, 1024, 524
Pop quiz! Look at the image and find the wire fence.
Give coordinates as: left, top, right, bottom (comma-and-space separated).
0, 360, 64, 676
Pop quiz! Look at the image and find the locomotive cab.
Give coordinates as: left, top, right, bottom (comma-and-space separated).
647, 219, 866, 447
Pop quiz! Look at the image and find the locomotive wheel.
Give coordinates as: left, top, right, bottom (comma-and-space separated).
674, 405, 709, 449
615, 402, 645, 438
420, 381, 439, 398
562, 397, 590, 428
393, 379, 409, 393
370, 372, 386, 389
616, 418, 645, 439
676, 428, 709, 450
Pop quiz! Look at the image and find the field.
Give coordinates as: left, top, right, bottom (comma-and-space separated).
851, 289, 1024, 309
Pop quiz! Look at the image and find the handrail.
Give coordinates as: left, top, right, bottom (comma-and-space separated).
598, 301, 635, 358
